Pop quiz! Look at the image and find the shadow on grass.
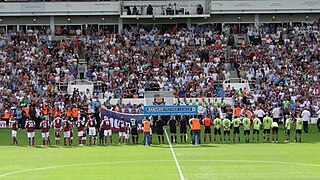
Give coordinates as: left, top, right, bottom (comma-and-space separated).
149, 144, 219, 148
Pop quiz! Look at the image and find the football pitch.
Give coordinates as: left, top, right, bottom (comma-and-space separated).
0, 126, 320, 180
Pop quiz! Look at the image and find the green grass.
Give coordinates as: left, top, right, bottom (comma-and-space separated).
0, 126, 320, 179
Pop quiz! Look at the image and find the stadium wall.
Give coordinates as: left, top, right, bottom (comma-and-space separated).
0, 0, 319, 33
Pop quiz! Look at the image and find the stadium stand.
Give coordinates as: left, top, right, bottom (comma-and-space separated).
0, 0, 319, 129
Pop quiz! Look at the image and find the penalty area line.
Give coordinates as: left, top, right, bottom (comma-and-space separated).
164, 128, 185, 180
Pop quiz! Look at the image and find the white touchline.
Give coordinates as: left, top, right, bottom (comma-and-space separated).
1, 159, 320, 178
164, 128, 185, 180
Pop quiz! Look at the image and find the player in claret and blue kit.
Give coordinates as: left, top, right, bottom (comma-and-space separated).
118, 117, 126, 144
63, 118, 72, 146
86, 117, 97, 145
40, 118, 51, 146
25, 119, 36, 146
101, 116, 113, 145
10, 117, 19, 146
52, 116, 63, 145
76, 118, 86, 146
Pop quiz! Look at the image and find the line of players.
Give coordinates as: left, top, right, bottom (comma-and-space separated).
9, 114, 136, 146
9, 111, 304, 146
198, 113, 303, 143
152, 113, 303, 144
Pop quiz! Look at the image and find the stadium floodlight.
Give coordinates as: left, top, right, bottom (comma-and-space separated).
67, 18, 71, 24
237, 16, 241, 22
101, 17, 105, 23
306, 15, 309, 21
33, 18, 37, 24
272, 16, 276, 21
0, 18, 2, 24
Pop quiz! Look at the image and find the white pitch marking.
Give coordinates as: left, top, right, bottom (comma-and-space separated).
1, 159, 320, 178
0, 160, 173, 178
180, 159, 320, 167
164, 128, 185, 180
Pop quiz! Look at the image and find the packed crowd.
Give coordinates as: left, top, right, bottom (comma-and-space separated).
1, 20, 320, 133
228, 22, 320, 120
84, 24, 231, 99
0, 23, 232, 124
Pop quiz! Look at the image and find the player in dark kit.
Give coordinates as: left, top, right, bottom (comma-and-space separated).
203, 115, 212, 143
155, 116, 165, 144
179, 116, 188, 143
130, 115, 139, 144
168, 116, 177, 143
